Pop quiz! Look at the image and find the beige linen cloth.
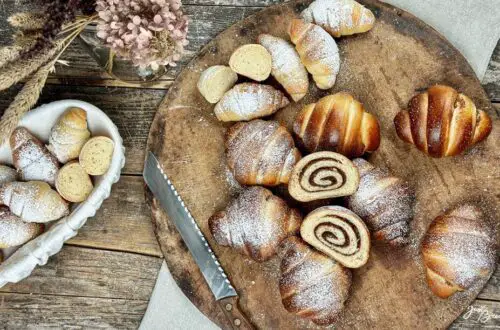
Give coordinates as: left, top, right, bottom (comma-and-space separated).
140, 1, 500, 329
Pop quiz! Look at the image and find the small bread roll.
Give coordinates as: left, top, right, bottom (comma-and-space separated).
229, 44, 272, 81
79, 136, 114, 176
56, 162, 94, 202
197, 65, 238, 104
47, 107, 91, 163
0, 165, 17, 185
0, 206, 44, 248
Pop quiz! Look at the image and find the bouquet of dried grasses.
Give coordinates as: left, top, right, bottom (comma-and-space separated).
0, 2, 98, 144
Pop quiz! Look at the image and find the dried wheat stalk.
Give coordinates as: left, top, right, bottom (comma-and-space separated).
0, 62, 51, 144
8, 12, 46, 31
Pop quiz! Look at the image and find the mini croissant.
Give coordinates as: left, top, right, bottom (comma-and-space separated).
10, 127, 60, 186
226, 119, 301, 186
47, 107, 91, 163
394, 85, 492, 157
209, 187, 302, 262
0, 181, 69, 223
301, 0, 376, 37
421, 204, 496, 298
293, 92, 380, 158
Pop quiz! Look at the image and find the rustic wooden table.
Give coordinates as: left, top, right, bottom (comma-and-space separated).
0, 1, 498, 328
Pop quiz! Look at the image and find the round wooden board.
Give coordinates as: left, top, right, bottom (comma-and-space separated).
146, 0, 500, 328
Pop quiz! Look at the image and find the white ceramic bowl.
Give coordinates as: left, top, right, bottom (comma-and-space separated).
0, 100, 125, 287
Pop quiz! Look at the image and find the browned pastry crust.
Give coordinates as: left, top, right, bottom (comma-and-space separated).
293, 92, 380, 158
346, 159, 415, 246
209, 187, 302, 262
10, 127, 59, 186
394, 85, 492, 157
226, 120, 301, 186
421, 204, 496, 299
279, 237, 352, 325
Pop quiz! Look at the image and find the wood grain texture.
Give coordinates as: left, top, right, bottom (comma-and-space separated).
0, 246, 162, 300
483, 39, 500, 102
147, 0, 500, 329
0, 293, 148, 329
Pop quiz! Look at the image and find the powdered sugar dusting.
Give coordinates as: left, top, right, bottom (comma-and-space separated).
0, 165, 16, 185
0, 182, 69, 223
11, 128, 59, 186
422, 205, 496, 289
214, 83, 289, 121
0, 206, 43, 248
226, 120, 299, 186
258, 34, 308, 100
280, 238, 351, 324
210, 187, 297, 261
346, 159, 414, 244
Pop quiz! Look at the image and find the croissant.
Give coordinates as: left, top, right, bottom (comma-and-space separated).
209, 187, 302, 262
279, 237, 352, 325
47, 107, 91, 163
226, 119, 301, 186
346, 159, 415, 246
10, 127, 59, 186
214, 83, 290, 122
421, 204, 496, 299
301, 0, 376, 37
0, 181, 69, 223
0, 206, 44, 248
300, 206, 370, 268
293, 92, 380, 158
288, 19, 340, 90
0, 165, 16, 185
288, 151, 359, 202
258, 34, 309, 102
394, 85, 492, 157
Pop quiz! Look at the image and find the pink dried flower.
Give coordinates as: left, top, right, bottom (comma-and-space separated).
95, 0, 189, 69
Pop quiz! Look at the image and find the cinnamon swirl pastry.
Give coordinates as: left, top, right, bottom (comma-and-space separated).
279, 237, 352, 325
288, 151, 359, 202
300, 206, 370, 268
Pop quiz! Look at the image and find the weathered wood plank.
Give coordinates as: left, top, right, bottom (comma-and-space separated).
478, 264, 500, 301
483, 39, 500, 102
67, 176, 162, 256
0, 293, 148, 329
0, 246, 162, 300
451, 300, 500, 329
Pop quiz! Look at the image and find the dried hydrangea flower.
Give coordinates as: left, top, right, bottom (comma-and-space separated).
96, 0, 189, 69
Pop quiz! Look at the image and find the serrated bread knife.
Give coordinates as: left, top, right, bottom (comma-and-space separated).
144, 151, 254, 330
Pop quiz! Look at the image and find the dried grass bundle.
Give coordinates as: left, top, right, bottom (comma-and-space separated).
8, 13, 46, 31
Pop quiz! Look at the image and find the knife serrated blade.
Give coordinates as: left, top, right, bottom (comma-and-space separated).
144, 151, 237, 301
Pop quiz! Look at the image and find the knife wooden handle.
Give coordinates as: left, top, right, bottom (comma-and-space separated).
218, 296, 255, 330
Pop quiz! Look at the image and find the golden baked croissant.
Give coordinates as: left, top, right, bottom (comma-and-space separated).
346, 159, 415, 246
288, 19, 340, 90
301, 0, 376, 37
226, 120, 301, 186
209, 187, 302, 262
421, 204, 496, 299
279, 237, 352, 325
10, 127, 60, 186
293, 92, 380, 158
394, 85, 492, 157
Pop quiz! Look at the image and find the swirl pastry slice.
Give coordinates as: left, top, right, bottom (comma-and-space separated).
258, 34, 309, 102
346, 159, 415, 246
209, 187, 302, 262
421, 204, 496, 299
294, 92, 380, 157
226, 120, 301, 186
279, 237, 352, 325
214, 83, 290, 122
394, 85, 492, 157
288, 151, 359, 202
288, 19, 340, 90
300, 206, 370, 268
301, 0, 375, 37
